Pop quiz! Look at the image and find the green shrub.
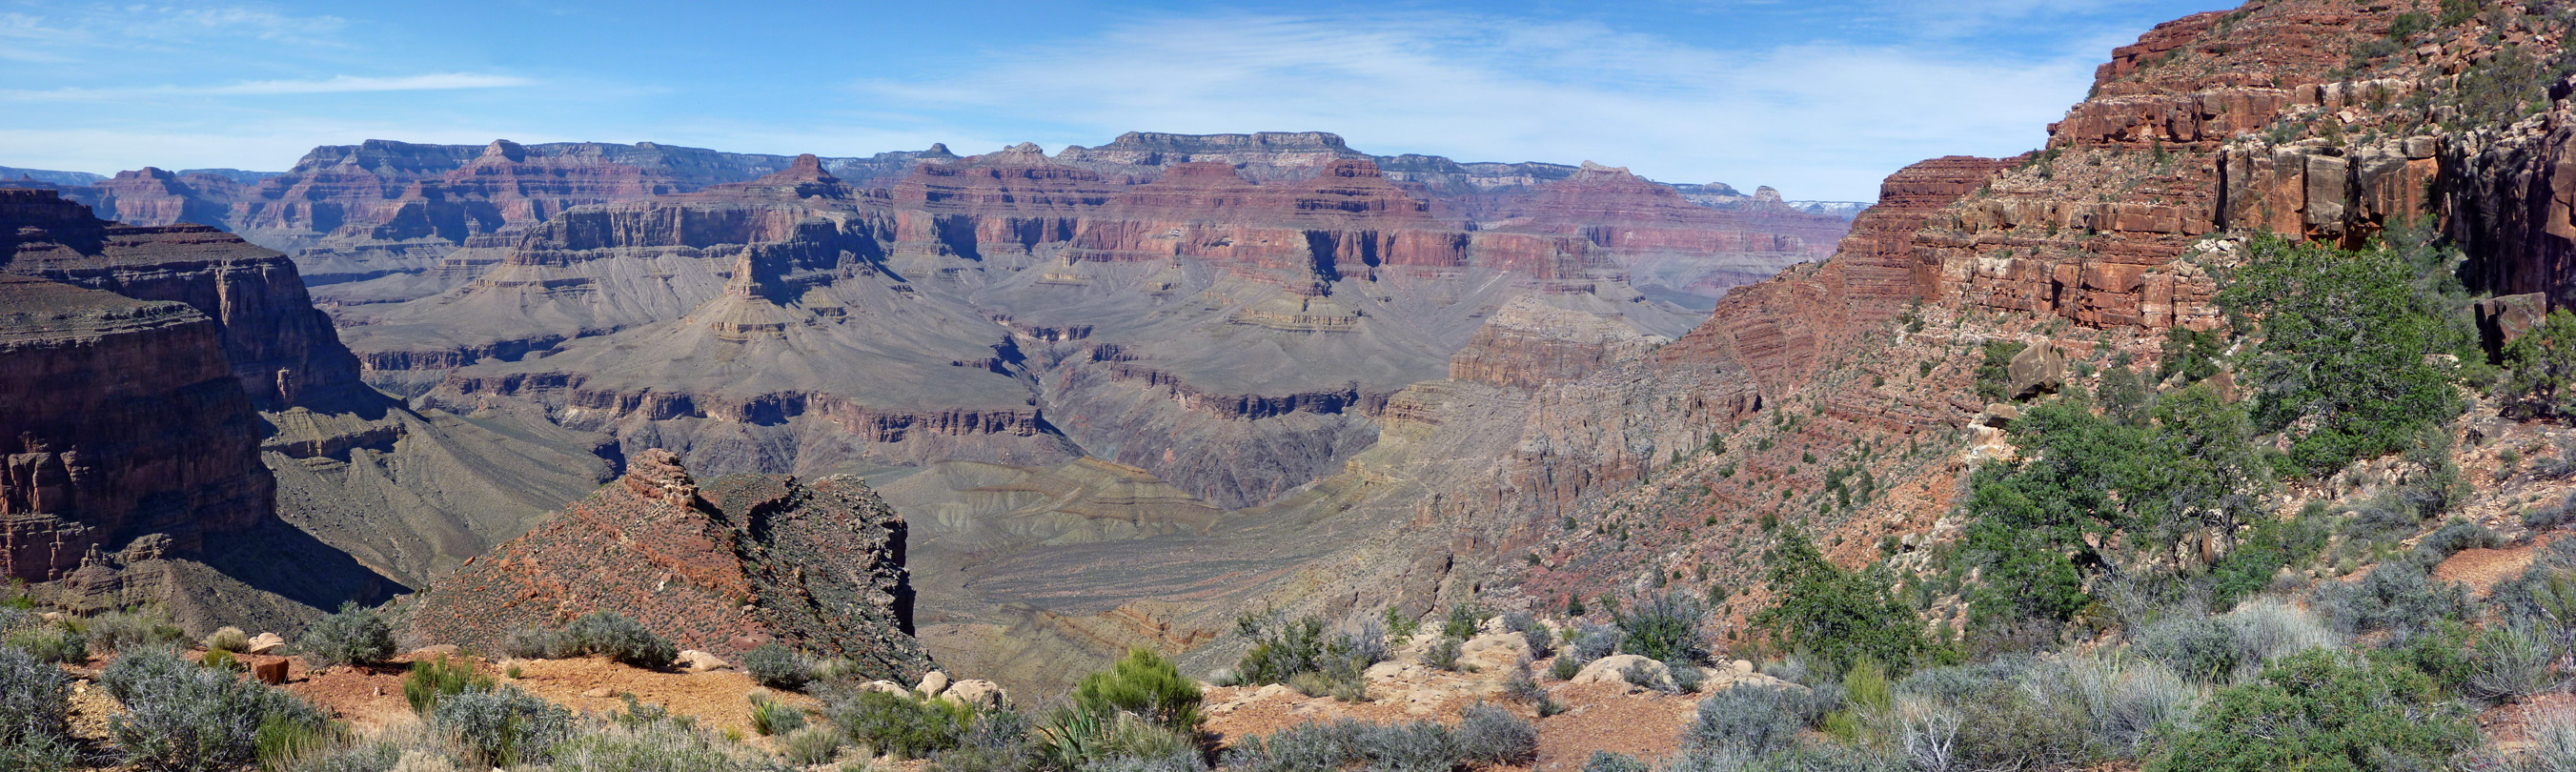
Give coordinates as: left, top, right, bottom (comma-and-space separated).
1421, 638, 1464, 671
1614, 591, 1709, 664
2220, 235, 2472, 476
2468, 621, 2562, 700
202, 626, 249, 654
740, 641, 811, 691
1977, 340, 2028, 402
83, 606, 187, 655
1550, 655, 1580, 681
837, 689, 969, 760
298, 601, 395, 668
561, 612, 678, 669
1230, 614, 1384, 696
402, 656, 494, 715
102, 648, 330, 772
1583, 751, 1650, 772
1753, 533, 1927, 673
7, 624, 86, 664
430, 686, 572, 767
1442, 603, 1487, 640
1072, 647, 1202, 734
749, 691, 805, 736
2148, 649, 2473, 772
781, 724, 842, 765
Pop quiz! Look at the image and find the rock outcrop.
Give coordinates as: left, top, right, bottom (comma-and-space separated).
0, 274, 270, 581
403, 450, 933, 681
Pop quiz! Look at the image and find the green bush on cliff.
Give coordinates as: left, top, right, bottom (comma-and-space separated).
1752, 533, 1928, 674
2220, 234, 2471, 476
561, 612, 678, 670
2149, 649, 2472, 772
298, 601, 395, 669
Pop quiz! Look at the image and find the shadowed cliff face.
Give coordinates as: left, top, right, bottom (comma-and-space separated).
0, 188, 611, 630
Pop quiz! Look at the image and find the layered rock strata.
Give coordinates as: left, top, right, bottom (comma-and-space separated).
402, 450, 932, 681
0, 274, 270, 581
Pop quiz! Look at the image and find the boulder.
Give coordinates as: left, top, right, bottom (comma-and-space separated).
918, 670, 950, 697
861, 680, 910, 696
1459, 632, 1532, 669
2479, 293, 2549, 358
942, 680, 1007, 709
2007, 343, 2066, 399
1572, 654, 1676, 692
246, 633, 287, 655
676, 650, 730, 672
251, 660, 288, 685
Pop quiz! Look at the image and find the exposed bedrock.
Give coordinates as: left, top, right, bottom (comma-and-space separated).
0, 274, 271, 581
402, 450, 933, 681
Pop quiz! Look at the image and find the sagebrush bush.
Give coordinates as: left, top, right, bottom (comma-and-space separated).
430, 686, 571, 767
202, 626, 249, 654
937, 707, 1040, 772
748, 691, 805, 736
2134, 616, 2239, 682
1583, 751, 1650, 772
0, 733, 78, 772
781, 724, 842, 765
83, 606, 187, 655
548, 714, 780, 772
102, 648, 330, 772
740, 640, 811, 691
2519, 705, 2576, 772
268, 740, 397, 772
1690, 683, 1803, 757
2310, 560, 2469, 639
0, 646, 71, 748
1223, 717, 1469, 772
1572, 622, 1620, 662
2469, 621, 2563, 700
561, 612, 678, 669
1453, 703, 1536, 765
1522, 623, 1554, 659
2412, 519, 2504, 565
299, 601, 396, 668
6, 623, 85, 664
499, 627, 573, 660
402, 656, 495, 715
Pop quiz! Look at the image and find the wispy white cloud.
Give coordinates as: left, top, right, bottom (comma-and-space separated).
207, 72, 536, 94
853, 11, 2099, 200
0, 72, 538, 100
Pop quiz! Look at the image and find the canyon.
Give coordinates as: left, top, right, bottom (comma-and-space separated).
14, 0, 2566, 709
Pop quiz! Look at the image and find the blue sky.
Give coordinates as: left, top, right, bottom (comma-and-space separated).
0, 1, 2227, 201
